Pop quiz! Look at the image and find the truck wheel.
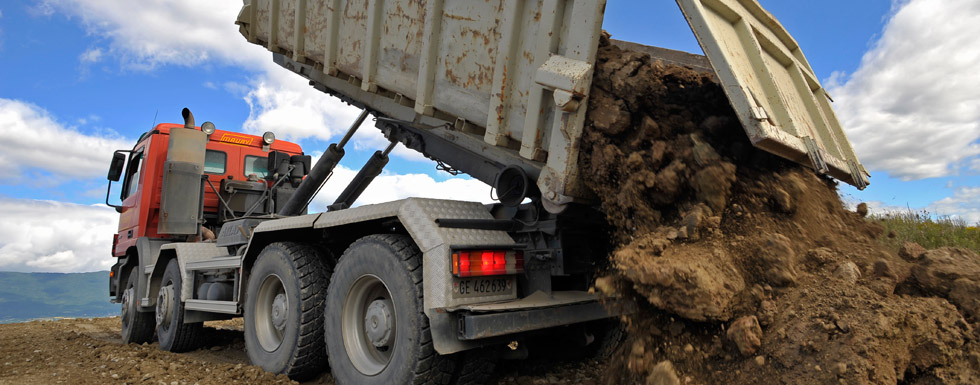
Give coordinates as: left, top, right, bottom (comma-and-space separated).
121, 268, 155, 344
449, 348, 498, 385
156, 259, 203, 352
244, 242, 329, 380
325, 234, 456, 385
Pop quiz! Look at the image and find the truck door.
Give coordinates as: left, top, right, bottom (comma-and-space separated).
116, 145, 145, 253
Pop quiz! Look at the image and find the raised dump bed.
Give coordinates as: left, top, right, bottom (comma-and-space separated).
235, 0, 868, 212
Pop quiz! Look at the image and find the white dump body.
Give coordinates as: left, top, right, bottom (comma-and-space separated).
237, 0, 606, 210
236, 0, 867, 210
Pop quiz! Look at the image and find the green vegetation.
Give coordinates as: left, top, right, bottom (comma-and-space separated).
872, 210, 980, 253
0, 271, 116, 324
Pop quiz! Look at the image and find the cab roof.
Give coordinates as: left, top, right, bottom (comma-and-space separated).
142, 123, 303, 154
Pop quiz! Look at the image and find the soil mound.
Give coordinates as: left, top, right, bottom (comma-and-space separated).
581, 35, 980, 385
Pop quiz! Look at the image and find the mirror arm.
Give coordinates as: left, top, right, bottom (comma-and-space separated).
105, 177, 123, 213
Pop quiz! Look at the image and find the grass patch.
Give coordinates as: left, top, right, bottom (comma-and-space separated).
871, 210, 980, 253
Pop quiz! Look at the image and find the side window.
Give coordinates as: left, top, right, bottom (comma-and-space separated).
204, 150, 227, 174
121, 150, 144, 200
244, 155, 268, 179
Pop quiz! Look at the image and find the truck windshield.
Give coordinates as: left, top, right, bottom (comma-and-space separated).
244, 155, 268, 179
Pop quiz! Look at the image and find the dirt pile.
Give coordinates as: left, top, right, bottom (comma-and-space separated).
581, 35, 980, 385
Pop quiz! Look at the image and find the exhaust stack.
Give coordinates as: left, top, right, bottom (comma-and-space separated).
158, 108, 207, 235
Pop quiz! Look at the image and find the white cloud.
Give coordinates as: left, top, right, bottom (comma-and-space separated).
40, 0, 265, 70
0, 198, 118, 273
45, 0, 368, 145
829, 0, 980, 181
308, 165, 491, 211
241, 70, 365, 142
79, 47, 103, 63
928, 187, 980, 225
0, 99, 132, 181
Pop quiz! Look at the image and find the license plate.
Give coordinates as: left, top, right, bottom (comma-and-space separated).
452, 276, 514, 298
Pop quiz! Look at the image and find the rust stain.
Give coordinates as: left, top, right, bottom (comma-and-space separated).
444, 13, 476, 22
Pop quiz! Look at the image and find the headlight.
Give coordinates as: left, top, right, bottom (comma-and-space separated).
201, 121, 216, 135
262, 131, 276, 145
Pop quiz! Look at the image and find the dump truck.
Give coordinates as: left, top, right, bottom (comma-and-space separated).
106, 0, 868, 384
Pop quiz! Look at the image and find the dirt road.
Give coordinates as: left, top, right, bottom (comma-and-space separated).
0, 317, 608, 385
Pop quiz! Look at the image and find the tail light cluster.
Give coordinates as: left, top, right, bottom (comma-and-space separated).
111, 233, 119, 256
451, 250, 524, 277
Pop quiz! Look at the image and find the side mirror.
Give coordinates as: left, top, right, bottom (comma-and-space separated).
108, 152, 126, 181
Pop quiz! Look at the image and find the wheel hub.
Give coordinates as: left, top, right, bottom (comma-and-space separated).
156, 284, 174, 328
121, 287, 133, 325
364, 299, 393, 348
271, 293, 288, 333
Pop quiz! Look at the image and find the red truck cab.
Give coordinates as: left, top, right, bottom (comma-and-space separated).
109, 124, 304, 259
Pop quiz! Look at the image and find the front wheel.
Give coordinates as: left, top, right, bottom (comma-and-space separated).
121, 268, 155, 344
244, 242, 329, 380
156, 259, 203, 352
325, 234, 456, 385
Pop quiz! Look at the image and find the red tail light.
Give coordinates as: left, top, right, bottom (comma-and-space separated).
451, 250, 524, 277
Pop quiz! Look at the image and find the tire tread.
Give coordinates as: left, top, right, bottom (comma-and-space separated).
121, 269, 155, 344
265, 242, 331, 380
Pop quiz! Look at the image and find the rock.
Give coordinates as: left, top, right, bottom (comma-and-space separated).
588, 89, 631, 135
855, 203, 868, 217
757, 234, 798, 287
683, 344, 694, 353
805, 247, 835, 265
871, 259, 894, 278
694, 162, 737, 214
727, 315, 763, 356
754, 356, 766, 366
898, 242, 926, 261
691, 137, 721, 166
594, 276, 618, 296
772, 188, 793, 213
614, 238, 746, 322
682, 206, 706, 238
757, 300, 777, 327
909, 248, 980, 294
668, 322, 685, 338
646, 361, 680, 385
949, 278, 980, 320
832, 362, 847, 376
833, 261, 862, 284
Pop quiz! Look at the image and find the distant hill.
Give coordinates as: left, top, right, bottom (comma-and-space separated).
0, 271, 117, 324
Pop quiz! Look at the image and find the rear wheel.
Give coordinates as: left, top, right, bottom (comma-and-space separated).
121, 268, 154, 344
325, 234, 456, 385
449, 347, 498, 385
156, 259, 203, 352
244, 242, 329, 380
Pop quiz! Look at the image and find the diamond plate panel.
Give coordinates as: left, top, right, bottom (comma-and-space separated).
397, 199, 517, 311
312, 200, 404, 229
253, 213, 322, 233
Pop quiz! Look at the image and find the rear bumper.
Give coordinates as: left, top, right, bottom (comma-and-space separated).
457, 300, 625, 340
447, 291, 633, 341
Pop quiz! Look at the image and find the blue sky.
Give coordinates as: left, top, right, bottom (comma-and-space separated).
0, 0, 978, 272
